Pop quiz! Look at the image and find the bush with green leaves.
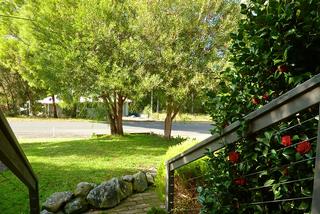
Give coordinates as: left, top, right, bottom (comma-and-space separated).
155, 139, 207, 201
147, 207, 168, 214
207, 0, 320, 131
201, 0, 320, 213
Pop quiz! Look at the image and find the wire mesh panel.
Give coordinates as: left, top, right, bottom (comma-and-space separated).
196, 108, 319, 213
171, 167, 205, 214
0, 164, 30, 213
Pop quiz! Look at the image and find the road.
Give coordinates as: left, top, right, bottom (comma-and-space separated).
7, 118, 212, 141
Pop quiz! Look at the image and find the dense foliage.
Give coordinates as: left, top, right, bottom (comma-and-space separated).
201, 0, 320, 213
0, 0, 239, 136
207, 0, 320, 131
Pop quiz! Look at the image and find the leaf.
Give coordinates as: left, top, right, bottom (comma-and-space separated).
301, 187, 312, 197
259, 170, 268, 177
264, 179, 275, 186
292, 135, 300, 141
298, 201, 309, 210
262, 147, 269, 157
252, 153, 258, 161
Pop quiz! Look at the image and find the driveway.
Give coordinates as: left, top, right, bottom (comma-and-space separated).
7, 118, 212, 141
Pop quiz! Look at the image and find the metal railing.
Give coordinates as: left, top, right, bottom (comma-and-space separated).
165, 73, 320, 213
0, 111, 39, 213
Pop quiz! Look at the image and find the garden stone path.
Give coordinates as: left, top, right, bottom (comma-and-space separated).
85, 189, 164, 214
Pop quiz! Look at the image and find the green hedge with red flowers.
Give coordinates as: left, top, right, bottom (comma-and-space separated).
200, 0, 320, 213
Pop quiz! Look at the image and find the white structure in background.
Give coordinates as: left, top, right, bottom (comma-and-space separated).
37, 96, 62, 117
37, 96, 131, 117
80, 96, 131, 116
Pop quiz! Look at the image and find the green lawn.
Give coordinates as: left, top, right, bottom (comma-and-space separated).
0, 134, 182, 213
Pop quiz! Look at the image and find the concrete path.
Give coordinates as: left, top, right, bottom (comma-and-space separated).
7, 118, 212, 141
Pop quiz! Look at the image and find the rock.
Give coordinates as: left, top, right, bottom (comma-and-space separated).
147, 167, 157, 174
86, 178, 121, 208
146, 172, 155, 186
64, 197, 88, 214
40, 210, 64, 214
122, 175, 134, 183
74, 182, 96, 197
43, 192, 73, 212
40, 210, 53, 214
133, 171, 148, 192
118, 179, 133, 200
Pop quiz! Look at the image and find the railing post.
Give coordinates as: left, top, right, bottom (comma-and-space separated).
166, 161, 174, 213
311, 104, 320, 214
29, 182, 40, 214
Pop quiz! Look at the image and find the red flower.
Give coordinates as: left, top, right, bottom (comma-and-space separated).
234, 178, 247, 186
277, 64, 288, 72
262, 93, 269, 101
281, 135, 292, 147
251, 97, 260, 105
228, 151, 240, 164
296, 141, 312, 155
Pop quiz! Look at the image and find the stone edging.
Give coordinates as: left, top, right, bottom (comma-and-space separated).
41, 171, 156, 214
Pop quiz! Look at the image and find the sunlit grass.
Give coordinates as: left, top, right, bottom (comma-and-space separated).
0, 134, 182, 213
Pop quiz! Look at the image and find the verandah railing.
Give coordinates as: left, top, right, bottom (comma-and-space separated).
165, 73, 320, 213
0, 111, 39, 213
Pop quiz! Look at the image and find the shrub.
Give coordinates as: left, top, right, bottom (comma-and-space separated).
155, 139, 207, 202
147, 207, 168, 214
202, 0, 320, 213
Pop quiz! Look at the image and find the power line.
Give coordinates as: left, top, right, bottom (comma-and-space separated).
0, 14, 33, 21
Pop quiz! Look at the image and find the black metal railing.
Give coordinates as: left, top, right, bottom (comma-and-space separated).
0, 111, 39, 213
166, 73, 320, 213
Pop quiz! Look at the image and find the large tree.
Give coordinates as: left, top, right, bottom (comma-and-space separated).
70, 0, 149, 135
0, 0, 42, 115
15, 0, 148, 134
137, 0, 240, 138
16, 0, 81, 118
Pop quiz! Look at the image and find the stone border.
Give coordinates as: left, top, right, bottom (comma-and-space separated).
41, 171, 156, 214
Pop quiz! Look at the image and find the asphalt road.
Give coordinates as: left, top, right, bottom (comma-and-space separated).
7, 119, 212, 141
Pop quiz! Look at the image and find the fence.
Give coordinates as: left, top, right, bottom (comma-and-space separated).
166, 73, 320, 213
0, 111, 39, 213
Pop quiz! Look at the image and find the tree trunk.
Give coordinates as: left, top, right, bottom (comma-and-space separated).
156, 99, 159, 113
109, 113, 117, 135
164, 111, 173, 139
116, 96, 124, 135
164, 102, 179, 139
52, 94, 58, 118
71, 103, 77, 118
103, 93, 125, 136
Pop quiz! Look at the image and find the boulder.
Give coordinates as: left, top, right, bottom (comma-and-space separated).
64, 197, 88, 214
86, 178, 121, 208
122, 175, 134, 183
74, 182, 96, 197
43, 192, 73, 212
118, 179, 133, 200
133, 171, 148, 192
146, 172, 155, 186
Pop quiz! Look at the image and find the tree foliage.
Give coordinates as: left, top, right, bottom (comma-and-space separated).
138, 0, 240, 138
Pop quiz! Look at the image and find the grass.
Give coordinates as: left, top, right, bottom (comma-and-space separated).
0, 134, 182, 213
150, 113, 211, 122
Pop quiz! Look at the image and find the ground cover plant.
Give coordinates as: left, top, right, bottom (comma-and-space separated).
0, 134, 182, 213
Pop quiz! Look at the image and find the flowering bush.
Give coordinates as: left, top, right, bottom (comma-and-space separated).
199, 115, 318, 213
201, 0, 320, 213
